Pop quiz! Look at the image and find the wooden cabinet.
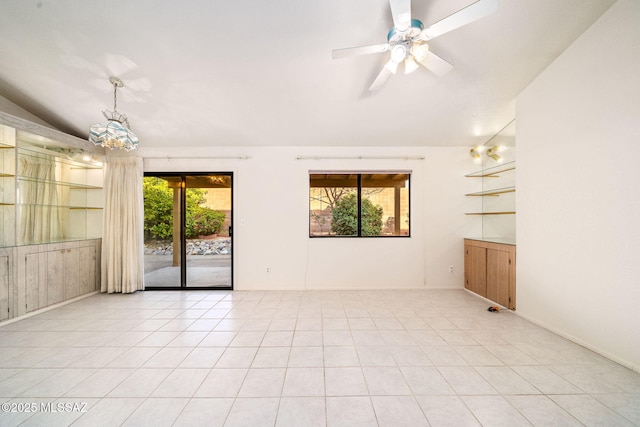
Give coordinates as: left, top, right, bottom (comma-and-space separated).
17, 239, 100, 315
0, 248, 10, 321
1, 113, 105, 324
464, 238, 516, 309
464, 244, 487, 297
487, 248, 511, 307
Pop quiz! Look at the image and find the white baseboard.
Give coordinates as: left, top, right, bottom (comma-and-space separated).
0, 291, 99, 327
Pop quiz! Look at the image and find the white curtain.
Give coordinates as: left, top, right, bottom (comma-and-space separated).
18, 155, 62, 244
101, 156, 144, 293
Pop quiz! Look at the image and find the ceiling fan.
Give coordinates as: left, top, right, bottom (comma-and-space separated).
332, 0, 498, 91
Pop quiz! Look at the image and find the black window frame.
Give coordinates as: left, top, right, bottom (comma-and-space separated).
309, 171, 411, 238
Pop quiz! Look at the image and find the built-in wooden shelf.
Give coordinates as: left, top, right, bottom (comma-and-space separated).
465, 211, 516, 216
465, 161, 516, 178
17, 176, 102, 190
465, 186, 515, 197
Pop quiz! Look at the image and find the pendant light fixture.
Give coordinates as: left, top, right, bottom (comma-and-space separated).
89, 76, 139, 151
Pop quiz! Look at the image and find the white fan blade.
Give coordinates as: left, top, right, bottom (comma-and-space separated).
368, 60, 398, 91
421, 0, 498, 41
332, 44, 390, 59
417, 50, 454, 76
389, 0, 411, 32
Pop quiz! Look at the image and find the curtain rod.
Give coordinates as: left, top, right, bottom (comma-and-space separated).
295, 155, 424, 160
144, 156, 250, 160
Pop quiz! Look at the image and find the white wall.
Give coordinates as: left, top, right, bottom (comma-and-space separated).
516, 0, 640, 370
141, 145, 475, 291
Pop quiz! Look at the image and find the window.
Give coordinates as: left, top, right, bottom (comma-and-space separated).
309, 172, 410, 237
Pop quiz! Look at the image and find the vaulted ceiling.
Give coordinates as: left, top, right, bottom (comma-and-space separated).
0, 0, 615, 148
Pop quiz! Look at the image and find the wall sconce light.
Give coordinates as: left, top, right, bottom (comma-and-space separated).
470, 145, 506, 163
470, 146, 484, 163
486, 145, 504, 163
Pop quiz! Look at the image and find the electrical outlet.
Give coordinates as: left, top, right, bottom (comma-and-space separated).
448, 265, 454, 273
266, 267, 271, 273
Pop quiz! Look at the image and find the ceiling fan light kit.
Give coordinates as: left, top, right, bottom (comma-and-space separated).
387, 18, 424, 43
411, 43, 430, 62
332, 0, 498, 91
404, 56, 420, 74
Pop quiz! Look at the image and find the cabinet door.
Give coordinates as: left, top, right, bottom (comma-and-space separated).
487, 249, 510, 308
78, 245, 96, 295
24, 253, 41, 312
47, 249, 64, 305
63, 248, 80, 299
0, 254, 9, 321
465, 245, 487, 297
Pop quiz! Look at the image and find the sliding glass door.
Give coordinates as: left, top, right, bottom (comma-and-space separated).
143, 173, 232, 289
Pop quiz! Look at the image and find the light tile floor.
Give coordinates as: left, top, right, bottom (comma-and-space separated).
0, 289, 639, 426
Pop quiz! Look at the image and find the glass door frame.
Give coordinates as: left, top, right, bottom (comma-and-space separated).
143, 171, 233, 290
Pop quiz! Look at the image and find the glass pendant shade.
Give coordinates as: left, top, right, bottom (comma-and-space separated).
89, 114, 139, 151
89, 77, 139, 151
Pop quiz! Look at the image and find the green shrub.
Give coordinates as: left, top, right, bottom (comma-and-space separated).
331, 193, 383, 236
187, 207, 225, 238
143, 177, 174, 240
143, 177, 226, 240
